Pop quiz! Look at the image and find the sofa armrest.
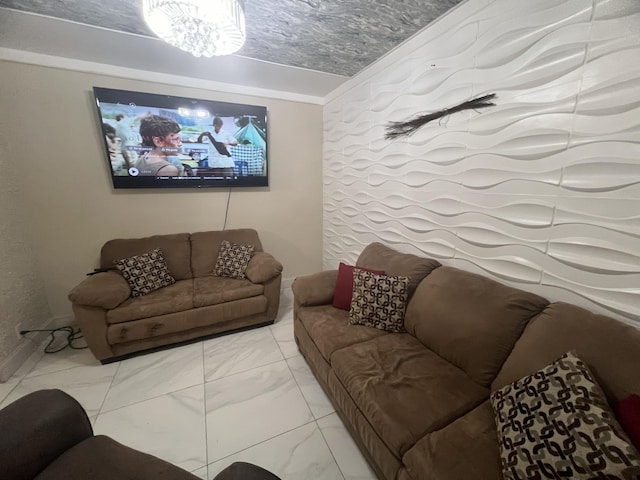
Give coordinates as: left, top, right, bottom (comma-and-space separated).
0, 389, 93, 480
292, 270, 338, 306
68, 271, 131, 309
246, 252, 283, 284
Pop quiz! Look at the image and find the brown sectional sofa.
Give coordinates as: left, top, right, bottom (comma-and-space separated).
68, 228, 282, 363
292, 242, 640, 480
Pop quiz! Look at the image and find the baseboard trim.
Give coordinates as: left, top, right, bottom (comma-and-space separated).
0, 315, 75, 383
0, 330, 47, 383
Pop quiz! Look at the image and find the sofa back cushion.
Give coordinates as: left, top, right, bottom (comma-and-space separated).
404, 266, 548, 387
191, 229, 263, 278
492, 302, 640, 404
355, 242, 440, 297
101, 233, 192, 281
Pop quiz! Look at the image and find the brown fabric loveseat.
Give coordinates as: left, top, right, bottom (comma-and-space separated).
68, 228, 282, 363
292, 242, 640, 480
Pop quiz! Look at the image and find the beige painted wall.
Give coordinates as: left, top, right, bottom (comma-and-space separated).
0, 83, 52, 376
0, 60, 323, 323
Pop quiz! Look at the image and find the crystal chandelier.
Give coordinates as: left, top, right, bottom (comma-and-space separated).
143, 0, 246, 57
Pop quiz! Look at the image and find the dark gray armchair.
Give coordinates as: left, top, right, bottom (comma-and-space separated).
0, 389, 279, 480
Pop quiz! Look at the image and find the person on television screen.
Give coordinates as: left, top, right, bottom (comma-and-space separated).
197, 116, 237, 176
103, 123, 127, 175
134, 115, 184, 176
115, 113, 144, 168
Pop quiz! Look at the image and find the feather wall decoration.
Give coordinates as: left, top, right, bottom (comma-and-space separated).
384, 93, 497, 140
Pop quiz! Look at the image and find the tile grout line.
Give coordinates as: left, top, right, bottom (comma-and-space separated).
0, 380, 20, 407
268, 316, 289, 365
204, 417, 321, 472
200, 339, 210, 479
281, 339, 346, 479
7, 292, 357, 479
204, 357, 286, 385
202, 295, 295, 477
203, 300, 314, 476
269, 310, 295, 360
98, 343, 207, 414
1, 338, 49, 400
95, 360, 123, 419
98, 374, 204, 416
0, 348, 89, 408
23, 361, 93, 380
283, 354, 314, 419
278, 292, 347, 479
317, 418, 347, 480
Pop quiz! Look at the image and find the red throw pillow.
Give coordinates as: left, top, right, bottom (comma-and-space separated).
617, 394, 640, 451
333, 262, 384, 311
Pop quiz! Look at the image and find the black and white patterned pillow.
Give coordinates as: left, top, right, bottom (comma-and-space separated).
491, 351, 640, 480
213, 240, 255, 279
348, 269, 409, 333
114, 248, 176, 297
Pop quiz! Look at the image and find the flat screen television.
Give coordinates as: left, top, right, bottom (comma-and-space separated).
93, 87, 269, 189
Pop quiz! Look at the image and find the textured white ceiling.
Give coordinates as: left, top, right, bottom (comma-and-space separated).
0, 0, 463, 76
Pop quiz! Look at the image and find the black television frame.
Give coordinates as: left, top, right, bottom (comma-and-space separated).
93, 87, 269, 189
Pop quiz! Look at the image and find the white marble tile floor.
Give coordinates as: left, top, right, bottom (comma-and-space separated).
0, 288, 377, 480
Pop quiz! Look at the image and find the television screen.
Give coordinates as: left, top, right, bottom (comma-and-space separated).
93, 87, 268, 189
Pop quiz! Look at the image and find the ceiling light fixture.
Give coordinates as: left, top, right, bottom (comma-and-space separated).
142, 0, 246, 57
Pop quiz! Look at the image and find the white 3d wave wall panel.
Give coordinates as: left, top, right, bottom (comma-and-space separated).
322, 0, 640, 323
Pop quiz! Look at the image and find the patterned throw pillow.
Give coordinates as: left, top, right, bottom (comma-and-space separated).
114, 248, 176, 297
333, 262, 385, 311
491, 351, 640, 480
213, 240, 255, 279
349, 269, 409, 333
617, 394, 640, 451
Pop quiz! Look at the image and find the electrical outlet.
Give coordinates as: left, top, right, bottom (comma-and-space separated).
15, 323, 23, 339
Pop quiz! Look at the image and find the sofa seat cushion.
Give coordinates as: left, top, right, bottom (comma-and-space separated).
193, 276, 264, 308
106, 279, 194, 324
34, 435, 199, 480
402, 401, 501, 480
108, 296, 269, 346
327, 370, 403, 480
331, 334, 488, 456
297, 305, 388, 362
